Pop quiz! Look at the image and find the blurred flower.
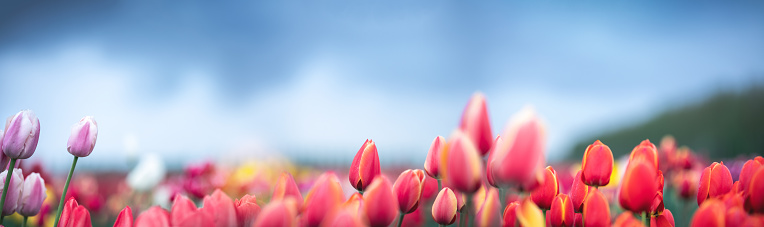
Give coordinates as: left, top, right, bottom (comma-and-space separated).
443, 130, 483, 194
549, 194, 574, 227
201, 189, 238, 227
697, 162, 733, 205
516, 198, 545, 227
581, 140, 613, 187
530, 166, 559, 210
363, 176, 397, 227
654, 209, 675, 227
432, 187, 458, 226
490, 107, 546, 191
669, 146, 695, 170
272, 172, 303, 212
502, 202, 518, 227
349, 139, 381, 192
343, 192, 365, 215
393, 169, 425, 214
739, 158, 762, 197
321, 205, 367, 227
254, 198, 298, 227
690, 198, 725, 227
424, 136, 445, 179
171, 195, 213, 227
0, 168, 23, 216
619, 157, 658, 214
672, 170, 698, 200
126, 153, 166, 192
2, 110, 40, 159
58, 198, 92, 227
303, 172, 344, 227
18, 172, 46, 217
475, 187, 500, 227
486, 135, 502, 188
583, 189, 609, 227
135, 206, 170, 227
113, 206, 133, 227
649, 170, 665, 216
749, 167, 764, 213
570, 170, 591, 213
66, 116, 98, 158
613, 212, 641, 227
235, 194, 260, 227
459, 92, 494, 156
421, 175, 439, 201
725, 206, 747, 227
574, 213, 582, 227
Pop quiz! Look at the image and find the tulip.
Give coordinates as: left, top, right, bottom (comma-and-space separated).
135, 206, 170, 227
502, 202, 518, 227
321, 206, 367, 227
581, 140, 613, 187
490, 107, 546, 191
486, 135, 502, 188
459, 92, 494, 155
583, 189, 609, 227
650, 192, 664, 217
422, 175, 440, 201
720, 191, 744, 209
443, 130, 483, 194
669, 146, 694, 170
424, 136, 446, 179
255, 199, 298, 227
690, 199, 724, 227
530, 166, 559, 210
750, 167, 764, 213
303, 172, 344, 227
18, 172, 46, 217
2, 110, 40, 159
574, 213, 582, 227
201, 189, 238, 227
672, 170, 698, 200
394, 169, 426, 214
725, 206, 747, 227
0, 168, 23, 216
654, 209, 675, 227
570, 170, 591, 213
739, 159, 762, 197
697, 162, 733, 205
619, 158, 658, 214
475, 188, 501, 227
171, 195, 213, 227
613, 212, 641, 227
113, 206, 133, 227
549, 194, 574, 227
343, 193, 364, 215
272, 172, 303, 212
349, 139, 381, 192
364, 176, 398, 227
630, 140, 659, 170
66, 116, 98, 157
432, 187, 458, 226
234, 194, 260, 227
516, 198, 545, 227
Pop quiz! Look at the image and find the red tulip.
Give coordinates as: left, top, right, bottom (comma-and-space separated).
726, 206, 747, 227
475, 188, 501, 227
502, 202, 519, 227
653, 209, 675, 227
672, 170, 698, 200
393, 169, 426, 213
113, 206, 133, 227
433, 187, 459, 226
303, 172, 344, 227
486, 135, 502, 188
574, 213, 583, 227
669, 146, 694, 170
459, 92, 494, 155
721, 191, 744, 209
58, 198, 93, 227
272, 172, 303, 212
749, 167, 764, 213
254, 199, 298, 227
570, 170, 591, 213
583, 189, 610, 227
424, 136, 445, 178
619, 158, 658, 213
516, 198, 545, 227
630, 139, 659, 170
581, 140, 613, 187
740, 159, 762, 197
364, 176, 398, 227
201, 189, 237, 227
135, 206, 170, 227
690, 199, 725, 227
442, 130, 483, 194
171, 195, 213, 227
697, 162, 733, 205
650, 192, 665, 216
349, 139, 381, 192
613, 212, 641, 227
530, 166, 559, 210
490, 107, 546, 191
235, 194, 261, 227
550, 194, 574, 227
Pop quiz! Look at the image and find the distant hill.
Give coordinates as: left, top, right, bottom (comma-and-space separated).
567, 86, 764, 161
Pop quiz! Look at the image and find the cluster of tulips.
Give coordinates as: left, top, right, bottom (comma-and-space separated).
1, 92, 764, 227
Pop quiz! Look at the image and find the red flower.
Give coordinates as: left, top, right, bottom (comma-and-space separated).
393, 169, 426, 213
530, 166, 559, 210
113, 206, 133, 227
549, 194, 574, 227
501, 202, 519, 227
349, 139, 381, 191
303, 172, 344, 227
272, 172, 303, 212
442, 130, 483, 194
58, 198, 92, 227
581, 140, 613, 187
619, 157, 658, 214
489, 107, 546, 191
749, 167, 764, 213
170, 195, 213, 227
697, 162, 733, 205
690, 199, 724, 227
254, 199, 298, 227
200, 189, 237, 227
364, 176, 399, 227
234, 194, 261, 227
135, 206, 170, 227
583, 189, 609, 227
570, 170, 591, 213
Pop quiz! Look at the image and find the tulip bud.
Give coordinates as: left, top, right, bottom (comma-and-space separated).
486, 135, 502, 188
530, 166, 559, 210
2, 110, 40, 159
349, 139, 381, 191
424, 136, 445, 178
570, 170, 591, 213
393, 169, 426, 213
255, 199, 298, 227
670, 146, 694, 170
58, 198, 93, 227
443, 130, 483, 194
739, 159, 762, 197
502, 202, 519, 227
201, 189, 238, 227
459, 92, 494, 155
432, 187, 458, 225
749, 167, 764, 213
490, 107, 546, 191
303, 172, 344, 227
235, 194, 261, 227
697, 162, 733, 205
581, 140, 613, 187
113, 206, 133, 227
613, 212, 641, 227
136, 206, 170, 227
66, 116, 98, 157
583, 189, 610, 227
690, 199, 724, 227
272, 172, 303, 212
630, 140, 659, 169
0, 168, 23, 215
619, 158, 658, 214
672, 170, 698, 200
725, 206, 747, 227
171, 195, 213, 227
364, 176, 398, 227
475, 188, 501, 227
516, 198, 545, 227
18, 172, 46, 216
549, 194, 574, 227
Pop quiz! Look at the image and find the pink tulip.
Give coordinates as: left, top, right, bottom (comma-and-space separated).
113, 206, 133, 227
530, 166, 559, 210
303, 172, 344, 227
254, 199, 298, 227
442, 130, 483, 194
2, 110, 40, 159
66, 116, 98, 157
424, 136, 445, 178
432, 187, 458, 226
234, 194, 261, 227
18, 172, 46, 216
490, 107, 546, 191
171, 195, 213, 227
570, 170, 591, 213
393, 169, 426, 213
364, 176, 398, 227
272, 172, 303, 212
135, 206, 170, 227
486, 135, 502, 188
349, 139, 381, 191
0, 168, 23, 215
459, 92, 494, 156
200, 189, 238, 227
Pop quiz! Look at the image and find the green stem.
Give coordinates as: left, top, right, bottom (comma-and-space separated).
499, 188, 506, 207
23, 216, 27, 227
397, 212, 405, 227
465, 194, 473, 227
54, 156, 79, 227
440, 225, 446, 227
437, 179, 442, 191
643, 212, 648, 226
0, 158, 17, 224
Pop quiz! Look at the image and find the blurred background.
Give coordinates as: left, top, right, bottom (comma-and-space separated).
1, 0, 763, 172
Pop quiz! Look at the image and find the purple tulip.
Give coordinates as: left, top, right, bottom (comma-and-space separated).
2, 110, 40, 159
0, 168, 23, 216
18, 172, 46, 216
66, 116, 98, 157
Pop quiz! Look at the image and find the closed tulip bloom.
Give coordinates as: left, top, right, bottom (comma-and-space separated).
58, 198, 79, 227
570, 170, 591, 213
0, 168, 23, 215
201, 189, 238, 227
136, 206, 170, 227
459, 92, 494, 155
349, 139, 381, 191
234, 194, 261, 227
303, 172, 344, 227
66, 116, 98, 157
739, 159, 762, 197
18, 172, 46, 216
171, 195, 213, 227
486, 135, 502, 188
364, 176, 398, 227
255, 199, 298, 227
424, 136, 445, 178
2, 110, 40, 159
444, 130, 483, 194
619, 158, 658, 214
516, 198, 545, 227
613, 212, 641, 227
690, 199, 725, 227
583, 189, 610, 227
113, 206, 133, 227
672, 170, 698, 200
531, 166, 559, 210
502, 202, 519, 227
58, 198, 93, 227
272, 172, 303, 211
725, 206, 747, 227
490, 107, 546, 191
393, 169, 426, 213
630, 140, 659, 170
697, 162, 733, 205
550, 194, 574, 227
432, 187, 458, 225
475, 188, 501, 227
750, 168, 764, 213
581, 140, 613, 187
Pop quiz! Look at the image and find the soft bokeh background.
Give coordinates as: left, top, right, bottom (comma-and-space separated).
1, 1, 763, 172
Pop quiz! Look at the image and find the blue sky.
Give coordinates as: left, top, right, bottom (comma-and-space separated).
1, 1, 763, 171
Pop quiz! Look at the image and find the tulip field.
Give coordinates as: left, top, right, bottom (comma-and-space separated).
0, 93, 763, 227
